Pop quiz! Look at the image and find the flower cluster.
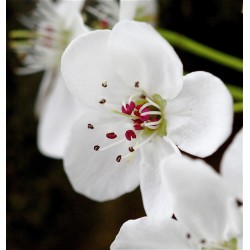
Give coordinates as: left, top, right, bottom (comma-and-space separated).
10, 1, 242, 249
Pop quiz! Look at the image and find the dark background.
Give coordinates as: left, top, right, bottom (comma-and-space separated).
7, 0, 243, 249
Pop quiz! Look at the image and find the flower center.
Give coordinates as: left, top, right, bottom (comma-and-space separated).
93, 89, 168, 163
9, 1, 73, 73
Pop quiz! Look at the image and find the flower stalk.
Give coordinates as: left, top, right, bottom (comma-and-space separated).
158, 28, 243, 72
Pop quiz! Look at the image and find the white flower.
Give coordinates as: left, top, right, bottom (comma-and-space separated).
10, 0, 158, 159
110, 154, 242, 249
10, 0, 86, 158
61, 20, 233, 204
221, 129, 243, 201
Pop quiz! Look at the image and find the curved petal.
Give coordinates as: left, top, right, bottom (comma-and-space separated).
61, 30, 133, 111
34, 69, 57, 118
111, 217, 196, 249
139, 137, 176, 219
221, 129, 243, 200
108, 20, 183, 100
63, 112, 140, 202
37, 74, 84, 159
159, 155, 242, 242
167, 71, 233, 157
119, 0, 158, 26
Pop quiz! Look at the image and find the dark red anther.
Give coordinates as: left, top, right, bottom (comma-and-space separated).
129, 147, 134, 152
94, 145, 100, 151
125, 130, 136, 141
88, 124, 94, 129
106, 132, 117, 139
121, 101, 135, 115
100, 20, 109, 29
133, 119, 143, 130
116, 155, 122, 162
134, 105, 150, 121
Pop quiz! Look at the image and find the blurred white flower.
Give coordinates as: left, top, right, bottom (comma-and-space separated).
10, 0, 158, 159
221, 129, 243, 201
111, 154, 242, 249
61, 20, 233, 203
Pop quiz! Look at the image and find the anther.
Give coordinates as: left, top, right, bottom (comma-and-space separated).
186, 233, 191, 239
135, 81, 140, 88
129, 147, 134, 152
94, 145, 100, 151
200, 239, 206, 244
236, 199, 243, 207
106, 132, 117, 139
125, 130, 136, 141
171, 214, 177, 221
99, 98, 106, 104
116, 155, 122, 162
88, 124, 94, 129
102, 81, 107, 87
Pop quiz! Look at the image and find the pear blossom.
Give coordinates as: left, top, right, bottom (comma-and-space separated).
221, 129, 243, 201
10, 0, 86, 158
111, 155, 242, 249
10, 0, 158, 159
61, 20, 233, 205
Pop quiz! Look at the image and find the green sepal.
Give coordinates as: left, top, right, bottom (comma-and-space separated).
152, 94, 167, 110
157, 118, 167, 137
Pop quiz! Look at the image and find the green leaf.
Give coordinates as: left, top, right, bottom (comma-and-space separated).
158, 28, 243, 72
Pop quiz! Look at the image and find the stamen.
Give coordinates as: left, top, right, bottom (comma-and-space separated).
140, 111, 162, 116
99, 98, 106, 104
186, 233, 191, 239
106, 132, 117, 139
88, 124, 94, 129
146, 97, 161, 110
125, 130, 136, 141
129, 147, 134, 152
133, 131, 157, 151
200, 239, 206, 244
94, 145, 100, 151
134, 81, 140, 88
99, 138, 126, 151
139, 102, 152, 113
116, 155, 122, 162
128, 93, 142, 104
144, 119, 162, 127
102, 81, 107, 87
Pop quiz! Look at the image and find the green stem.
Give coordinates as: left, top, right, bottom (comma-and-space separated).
226, 84, 243, 101
158, 28, 243, 72
234, 102, 243, 112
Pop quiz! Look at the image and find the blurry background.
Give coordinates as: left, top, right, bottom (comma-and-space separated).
7, 0, 242, 249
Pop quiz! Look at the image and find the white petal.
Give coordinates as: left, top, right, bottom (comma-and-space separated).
61, 30, 133, 111
34, 69, 57, 118
57, 0, 85, 28
37, 74, 84, 159
221, 129, 243, 200
139, 137, 176, 219
167, 71, 233, 157
63, 112, 140, 201
111, 217, 196, 249
160, 155, 242, 242
108, 20, 183, 100
119, 0, 158, 26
